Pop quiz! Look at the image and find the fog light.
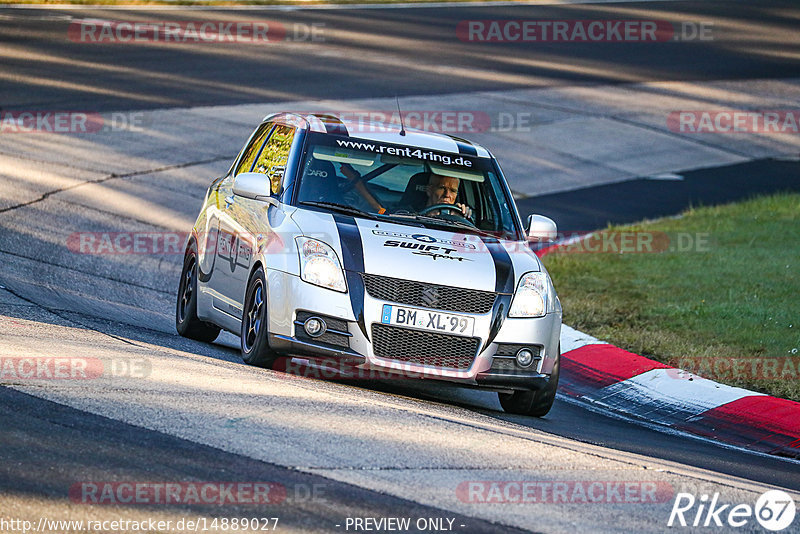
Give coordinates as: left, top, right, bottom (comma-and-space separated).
304, 317, 326, 337
516, 348, 535, 368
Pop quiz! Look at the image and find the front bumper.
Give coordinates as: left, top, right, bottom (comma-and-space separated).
268, 334, 366, 365
266, 268, 561, 390
475, 371, 550, 391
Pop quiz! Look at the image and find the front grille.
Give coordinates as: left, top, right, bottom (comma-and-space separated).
362, 273, 497, 314
371, 324, 479, 370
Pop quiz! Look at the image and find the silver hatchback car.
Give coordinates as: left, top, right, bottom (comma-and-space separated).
176, 113, 562, 416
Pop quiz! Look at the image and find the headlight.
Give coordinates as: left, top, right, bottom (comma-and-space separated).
295, 237, 347, 293
508, 271, 554, 318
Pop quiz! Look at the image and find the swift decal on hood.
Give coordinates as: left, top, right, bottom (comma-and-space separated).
360, 220, 497, 290
382, 240, 471, 262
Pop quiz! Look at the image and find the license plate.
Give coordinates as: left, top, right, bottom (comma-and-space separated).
380, 304, 474, 336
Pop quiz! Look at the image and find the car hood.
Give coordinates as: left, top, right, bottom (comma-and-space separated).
291, 209, 541, 293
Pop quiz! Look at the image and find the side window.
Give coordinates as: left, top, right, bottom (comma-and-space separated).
234, 122, 274, 176
253, 124, 296, 195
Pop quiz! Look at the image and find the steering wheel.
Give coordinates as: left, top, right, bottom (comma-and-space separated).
418, 203, 476, 226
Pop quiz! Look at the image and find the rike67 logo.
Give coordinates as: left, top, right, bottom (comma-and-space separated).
668, 490, 796, 531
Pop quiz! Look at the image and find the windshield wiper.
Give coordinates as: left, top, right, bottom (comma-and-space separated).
301, 202, 507, 239
391, 213, 501, 239
299, 201, 377, 219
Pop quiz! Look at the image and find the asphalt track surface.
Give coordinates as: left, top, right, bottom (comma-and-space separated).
0, 387, 518, 534
1, 1, 800, 532
0, 1, 798, 111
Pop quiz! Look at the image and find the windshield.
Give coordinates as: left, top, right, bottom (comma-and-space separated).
295, 133, 520, 239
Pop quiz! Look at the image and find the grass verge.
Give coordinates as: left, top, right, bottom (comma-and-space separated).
542, 193, 800, 401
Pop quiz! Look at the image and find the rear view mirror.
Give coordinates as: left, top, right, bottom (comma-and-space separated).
527, 214, 557, 242
312, 146, 375, 166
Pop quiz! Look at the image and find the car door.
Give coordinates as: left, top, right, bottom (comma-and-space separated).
210, 122, 275, 319
218, 123, 298, 314
227, 123, 299, 297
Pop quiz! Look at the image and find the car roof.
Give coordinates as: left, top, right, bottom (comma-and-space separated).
262, 112, 492, 159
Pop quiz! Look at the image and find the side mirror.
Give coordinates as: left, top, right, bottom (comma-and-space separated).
527, 214, 558, 242
233, 172, 278, 206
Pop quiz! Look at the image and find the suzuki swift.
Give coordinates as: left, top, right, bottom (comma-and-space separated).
176, 113, 562, 416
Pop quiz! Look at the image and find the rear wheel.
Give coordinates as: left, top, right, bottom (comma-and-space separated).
241, 266, 279, 368
176, 243, 221, 343
498, 345, 560, 417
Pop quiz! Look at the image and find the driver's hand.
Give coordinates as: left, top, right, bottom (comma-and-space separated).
456, 203, 473, 219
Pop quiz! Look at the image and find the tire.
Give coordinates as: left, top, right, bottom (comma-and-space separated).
498, 345, 560, 417
241, 266, 279, 368
176, 242, 221, 343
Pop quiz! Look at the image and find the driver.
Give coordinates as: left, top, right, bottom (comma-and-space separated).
426, 173, 472, 218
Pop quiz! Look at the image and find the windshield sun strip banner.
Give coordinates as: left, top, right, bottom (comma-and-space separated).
306, 132, 488, 171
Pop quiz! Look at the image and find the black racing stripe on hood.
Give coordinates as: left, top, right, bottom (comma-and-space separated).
480, 237, 515, 351
332, 214, 364, 272
481, 238, 515, 294
332, 214, 368, 340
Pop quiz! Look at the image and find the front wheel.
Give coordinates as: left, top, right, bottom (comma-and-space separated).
176, 243, 221, 343
498, 345, 560, 417
241, 266, 279, 368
